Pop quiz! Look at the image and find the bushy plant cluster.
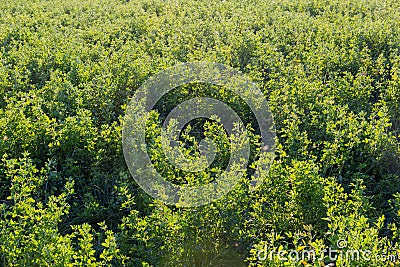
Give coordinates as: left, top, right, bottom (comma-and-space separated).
0, 0, 399, 266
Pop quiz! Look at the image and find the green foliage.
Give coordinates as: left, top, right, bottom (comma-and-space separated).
0, 154, 121, 266
0, 0, 399, 266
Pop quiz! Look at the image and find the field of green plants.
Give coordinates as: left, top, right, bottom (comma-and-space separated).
1, 0, 400, 266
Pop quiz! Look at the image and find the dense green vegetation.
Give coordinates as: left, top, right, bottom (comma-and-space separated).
1, 0, 400, 266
